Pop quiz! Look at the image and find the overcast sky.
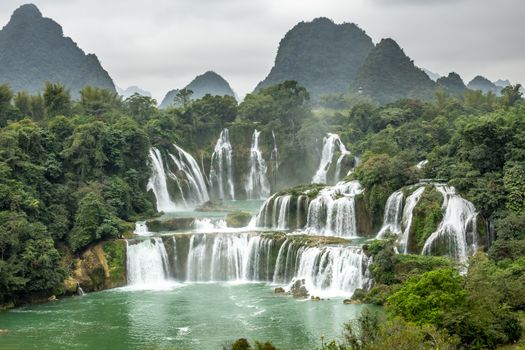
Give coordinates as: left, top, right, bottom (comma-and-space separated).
1, 0, 523, 100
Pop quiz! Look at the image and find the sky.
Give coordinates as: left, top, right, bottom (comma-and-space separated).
0, 0, 523, 101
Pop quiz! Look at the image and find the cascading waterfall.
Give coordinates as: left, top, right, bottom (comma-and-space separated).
209, 129, 235, 200
147, 148, 177, 212
245, 130, 270, 199
169, 145, 209, 205
305, 181, 363, 237
376, 191, 404, 239
256, 193, 308, 230
312, 133, 350, 184
125, 233, 371, 296
126, 238, 170, 286
192, 218, 228, 231
134, 221, 150, 236
398, 186, 425, 254
422, 185, 479, 263
147, 145, 209, 210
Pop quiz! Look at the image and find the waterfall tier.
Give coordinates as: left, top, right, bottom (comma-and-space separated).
245, 130, 270, 199
312, 133, 351, 184
209, 129, 235, 200
125, 233, 370, 297
376, 190, 404, 239
421, 185, 479, 263
147, 145, 209, 211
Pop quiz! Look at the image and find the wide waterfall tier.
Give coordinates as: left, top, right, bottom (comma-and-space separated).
209, 128, 235, 200
255, 181, 364, 237
312, 133, 351, 185
421, 185, 479, 263
245, 129, 270, 199
305, 181, 364, 237
147, 145, 209, 211
125, 233, 370, 297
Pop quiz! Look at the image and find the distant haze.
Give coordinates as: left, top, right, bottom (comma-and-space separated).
0, 0, 523, 101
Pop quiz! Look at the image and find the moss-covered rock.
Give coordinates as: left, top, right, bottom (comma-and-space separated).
355, 193, 373, 236
146, 218, 195, 232
226, 211, 252, 228
195, 200, 233, 212
65, 240, 127, 293
407, 186, 443, 253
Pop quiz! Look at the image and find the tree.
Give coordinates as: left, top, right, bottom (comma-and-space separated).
80, 86, 121, 117
501, 84, 523, 109
387, 269, 466, 325
174, 88, 194, 108
43, 82, 71, 117
0, 84, 14, 126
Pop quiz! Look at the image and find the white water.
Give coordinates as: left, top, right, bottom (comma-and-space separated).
376, 191, 404, 239
305, 181, 363, 237
256, 194, 295, 229
134, 221, 150, 236
147, 145, 209, 211
245, 130, 270, 199
293, 246, 370, 298
271, 131, 279, 174
169, 145, 210, 205
126, 238, 171, 288
398, 186, 426, 254
209, 129, 235, 200
312, 133, 350, 184
125, 232, 370, 297
147, 148, 177, 212
192, 218, 228, 231
422, 185, 478, 264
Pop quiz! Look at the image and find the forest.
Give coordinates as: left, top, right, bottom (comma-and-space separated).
0, 80, 524, 349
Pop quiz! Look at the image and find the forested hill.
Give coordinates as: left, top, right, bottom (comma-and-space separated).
0, 4, 115, 99
351, 38, 437, 104
160, 71, 236, 108
255, 17, 374, 100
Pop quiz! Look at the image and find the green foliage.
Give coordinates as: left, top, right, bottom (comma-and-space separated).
68, 192, 123, 252
43, 82, 71, 117
387, 269, 466, 325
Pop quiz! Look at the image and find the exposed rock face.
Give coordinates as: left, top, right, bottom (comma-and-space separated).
0, 4, 115, 98
351, 38, 437, 104
468, 75, 501, 95
437, 72, 468, 95
65, 240, 126, 293
160, 71, 236, 108
255, 17, 374, 100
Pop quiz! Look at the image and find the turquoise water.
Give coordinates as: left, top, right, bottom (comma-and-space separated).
160, 200, 264, 220
0, 283, 372, 350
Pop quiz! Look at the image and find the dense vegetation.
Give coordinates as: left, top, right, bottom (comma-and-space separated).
1, 68, 524, 348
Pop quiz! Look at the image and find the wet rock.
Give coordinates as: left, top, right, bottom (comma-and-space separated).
290, 279, 309, 299
274, 287, 285, 294
343, 299, 360, 305
48, 295, 57, 301
226, 211, 252, 228
0, 329, 8, 335
311, 296, 321, 301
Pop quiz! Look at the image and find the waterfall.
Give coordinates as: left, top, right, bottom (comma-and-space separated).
147, 145, 209, 210
422, 186, 478, 263
305, 181, 363, 237
312, 133, 350, 184
147, 148, 177, 212
245, 130, 270, 199
134, 221, 150, 236
294, 246, 370, 297
126, 238, 170, 287
271, 131, 279, 173
192, 218, 228, 231
275, 195, 292, 229
169, 145, 210, 205
376, 191, 404, 239
398, 186, 426, 254
209, 129, 235, 200
272, 238, 370, 297
256, 194, 307, 230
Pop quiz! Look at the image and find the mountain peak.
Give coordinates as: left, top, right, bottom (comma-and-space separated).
11, 4, 42, 20
352, 37, 436, 104
437, 72, 467, 95
255, 17, 374, 100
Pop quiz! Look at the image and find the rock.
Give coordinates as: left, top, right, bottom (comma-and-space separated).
0, 329, 8, 335
311, 296, 321, 301
225, 211, 252, 228
343, 299, 360, 305
47, 295, 57, 301
290, 279, 309, 299
274, 287, 285, 294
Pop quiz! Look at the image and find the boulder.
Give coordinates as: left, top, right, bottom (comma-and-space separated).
274, 287, 285, 294
225, 211, 252, 228
290, 279, 309, 299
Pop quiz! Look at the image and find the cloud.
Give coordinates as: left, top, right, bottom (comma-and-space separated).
0, 0, 524, 99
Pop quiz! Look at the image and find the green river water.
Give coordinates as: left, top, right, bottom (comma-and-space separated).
0, 283, 371, 350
